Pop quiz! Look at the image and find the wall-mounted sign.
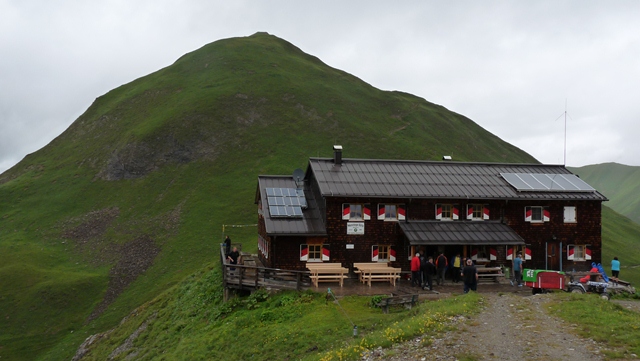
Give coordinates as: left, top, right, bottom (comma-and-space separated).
346, 244, 355, 249
347, 222, 364, 235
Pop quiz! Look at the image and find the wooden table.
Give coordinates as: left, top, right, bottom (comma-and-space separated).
476, 266, 504, 283
356, 264, 402, 287
306, 262, 349, 287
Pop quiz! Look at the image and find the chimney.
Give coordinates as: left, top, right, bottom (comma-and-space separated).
333, 145, 343, 165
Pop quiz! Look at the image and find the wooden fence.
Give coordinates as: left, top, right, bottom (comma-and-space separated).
220, 244, 312, 300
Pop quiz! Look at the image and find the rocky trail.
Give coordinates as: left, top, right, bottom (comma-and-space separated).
362, 292, 634, 361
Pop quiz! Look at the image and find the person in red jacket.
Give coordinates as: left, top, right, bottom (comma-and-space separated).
411, 253, 421, 287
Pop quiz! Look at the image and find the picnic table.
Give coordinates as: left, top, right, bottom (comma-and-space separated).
306, 262, 348, 288
354, 262, 401, 287
476, 266, 504, 283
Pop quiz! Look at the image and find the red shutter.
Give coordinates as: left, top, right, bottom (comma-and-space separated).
300, 244, 309, 261
467, 205, 474, 220
483, 205, 490, 220
364, 204, 371, 220
452, 205, 459, 220
389, 246, 396, 261
322, 244, 330, 261
342, 204, 350, 220
435, 204, 442, 220
490, 248, 497, 260
543, 207, 550, 222
397, 205, 406, 221
585, 245, 592, 260
525, 207, 532, 222
372, 245, 379, 262
378, 204, 385, 220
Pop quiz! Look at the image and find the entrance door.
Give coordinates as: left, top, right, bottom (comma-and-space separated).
547, 242, 560, 270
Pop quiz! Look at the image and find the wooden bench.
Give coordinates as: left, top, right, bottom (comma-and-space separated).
376, 294, 419, 314
356, 264, 402, 287
306, 262, 349, 288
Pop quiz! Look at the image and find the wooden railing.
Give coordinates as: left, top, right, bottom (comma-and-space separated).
219, 243, 312, 295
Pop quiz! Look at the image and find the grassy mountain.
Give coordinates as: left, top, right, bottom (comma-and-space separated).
569, 163, 640, 225
0, 32, 628, 360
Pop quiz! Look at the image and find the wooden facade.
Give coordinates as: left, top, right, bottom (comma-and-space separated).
256, 151, 606, 275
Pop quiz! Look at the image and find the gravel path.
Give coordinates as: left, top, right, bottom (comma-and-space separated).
362, 292, 613, 361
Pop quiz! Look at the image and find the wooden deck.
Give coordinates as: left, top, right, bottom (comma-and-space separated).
219, 244, 519, 300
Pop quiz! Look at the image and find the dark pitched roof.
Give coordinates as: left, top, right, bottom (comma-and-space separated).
399, 221, 525, 246
308, 158, 607, 201
257, 176, 327, 236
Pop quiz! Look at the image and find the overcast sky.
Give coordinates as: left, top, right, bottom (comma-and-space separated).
2, 1, 639, 173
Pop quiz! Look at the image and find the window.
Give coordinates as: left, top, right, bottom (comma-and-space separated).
436, 203, 459, 220
471, 246, 497, 261
372, 245, 396, 262
300, 244, 330, 262
377, 204, 406, 221
342, 203, 371, 221
506, 245, 532, 260
567, 244, 592, 261
308, 245, 322, 261
258, 235, 269, 259
564, 206, 576, 223
467, 204, 489, 221
525, 206, 549, 223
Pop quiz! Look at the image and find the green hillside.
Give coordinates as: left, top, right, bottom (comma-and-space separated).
0, 32, 538, 360
570, 163, 640, 225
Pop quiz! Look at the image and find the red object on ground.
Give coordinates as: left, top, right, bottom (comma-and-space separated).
524, 271, 565, 290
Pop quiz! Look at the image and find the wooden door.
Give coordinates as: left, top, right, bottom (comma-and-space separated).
547, 242, 560, 270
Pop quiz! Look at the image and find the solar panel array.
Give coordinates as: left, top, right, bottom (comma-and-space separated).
266, 187, 308, 218
500, 173, 595, 192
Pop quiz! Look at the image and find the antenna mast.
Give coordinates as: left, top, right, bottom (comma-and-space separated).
555, 100, 568, 166
563, 99, 567, 166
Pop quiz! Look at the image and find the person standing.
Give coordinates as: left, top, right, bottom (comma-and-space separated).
611, 257, 621, 282
436, 252, 448, 285
462, 259, 478, 293
422, 256, 437, 291
512, 252, 523, 287
224, 235, 231, 256
451, 253, 462, 283
411, 253, 422, 287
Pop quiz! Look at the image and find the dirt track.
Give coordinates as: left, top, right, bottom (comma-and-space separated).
361, 291, 632, 360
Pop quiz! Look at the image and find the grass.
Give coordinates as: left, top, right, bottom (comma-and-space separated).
74, 265, 484, 361
548, 293, 640, 359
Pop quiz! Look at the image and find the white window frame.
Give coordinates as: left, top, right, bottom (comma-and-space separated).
373, 245, 396, 262
377, 204, 406, 221
525, 206, 549, 223
436, 203, 459, 221
567, 244, 591, 261
343, 203, 370, 221
467, 204, 488, 221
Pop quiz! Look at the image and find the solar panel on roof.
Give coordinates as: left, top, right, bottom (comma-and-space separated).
501, 173, 595, 192
265, 187, 308, 218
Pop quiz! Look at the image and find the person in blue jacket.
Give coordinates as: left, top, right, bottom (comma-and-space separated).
611, 256, 621, 282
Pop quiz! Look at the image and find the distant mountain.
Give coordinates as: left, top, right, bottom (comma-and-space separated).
0, 31, 605, 360
569, 162, 640, 225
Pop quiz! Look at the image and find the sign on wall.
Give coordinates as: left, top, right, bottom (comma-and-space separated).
347, 222, 365, 235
